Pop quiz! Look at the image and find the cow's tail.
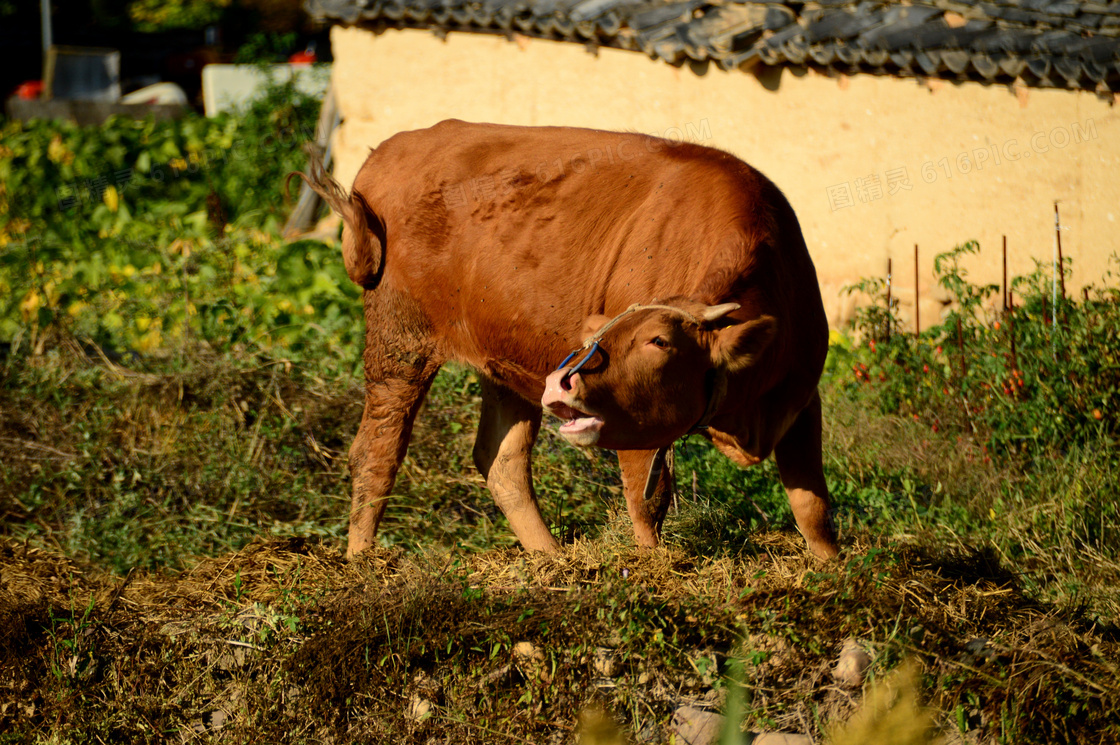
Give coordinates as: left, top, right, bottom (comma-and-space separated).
287, 149, 384, 288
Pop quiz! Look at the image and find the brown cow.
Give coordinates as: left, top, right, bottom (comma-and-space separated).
295, 119, 839, 560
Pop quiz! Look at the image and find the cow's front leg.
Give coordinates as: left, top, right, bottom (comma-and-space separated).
473, 379, 558, 551
618, 447, 675, 547
773, 389, 839, 560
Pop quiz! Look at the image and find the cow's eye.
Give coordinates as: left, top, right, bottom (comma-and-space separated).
650, 336, 670, 349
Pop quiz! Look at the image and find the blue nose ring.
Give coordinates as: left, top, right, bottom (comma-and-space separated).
556, 340, 601, 385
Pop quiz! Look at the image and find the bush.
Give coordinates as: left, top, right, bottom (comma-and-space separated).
837, 241, 1119, 461
128, 0, 232, 32
830, 243, 1120, 577
0, 78, 346, 361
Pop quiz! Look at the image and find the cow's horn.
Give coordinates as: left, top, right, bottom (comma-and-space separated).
700, 303, 741, 322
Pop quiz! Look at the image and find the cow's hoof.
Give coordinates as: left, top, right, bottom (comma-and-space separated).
809, 541, 840, 561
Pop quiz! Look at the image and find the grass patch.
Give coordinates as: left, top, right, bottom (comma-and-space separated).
2, 340, 1118, 742
0, 343, 627, 567
0, 341, 355, 571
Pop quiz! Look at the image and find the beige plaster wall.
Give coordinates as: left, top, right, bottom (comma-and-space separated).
329, 25, 1120, 330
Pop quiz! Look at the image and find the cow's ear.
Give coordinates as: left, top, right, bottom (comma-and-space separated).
711, 315, 776, 372
582, 314, 612, 343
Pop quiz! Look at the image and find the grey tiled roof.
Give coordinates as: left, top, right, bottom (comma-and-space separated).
307, 0, 1120, 91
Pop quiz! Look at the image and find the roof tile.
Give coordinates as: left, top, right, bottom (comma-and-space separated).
308, 0, 1120, 90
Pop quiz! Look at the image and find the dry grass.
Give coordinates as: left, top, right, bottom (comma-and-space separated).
2, 534, 1118, 744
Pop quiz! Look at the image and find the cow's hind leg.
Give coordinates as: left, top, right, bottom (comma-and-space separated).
618, 448, 675, 548
473, 379, 558, 551
348, 294, 441, 558
773, 390, 839, 560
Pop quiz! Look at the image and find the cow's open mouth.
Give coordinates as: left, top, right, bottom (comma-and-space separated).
550, 403, 604, 437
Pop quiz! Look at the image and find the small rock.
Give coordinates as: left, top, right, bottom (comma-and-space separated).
407, 694, 433, 722
215, 645, 248, 671
670, 705, 724, 745
209, 710, 228, 731
634, 721, 659, 743
186, 710, 229, 738
513, 641, 543, 663
592, 647, 619, 677
512, 640, 551, 684
833, 638, 872, 688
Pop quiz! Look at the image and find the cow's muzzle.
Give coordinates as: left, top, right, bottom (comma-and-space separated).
541, 372, 604, 445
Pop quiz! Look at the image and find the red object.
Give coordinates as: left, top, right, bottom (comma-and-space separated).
16, 80, 43, 100
289, 50, 316, 65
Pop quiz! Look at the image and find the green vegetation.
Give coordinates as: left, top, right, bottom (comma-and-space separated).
0, 77, 336, 358
840, 240, 1118, 461
127, 0, 231, 32
830, 242, 1120, 615
0, 100, 1117, 743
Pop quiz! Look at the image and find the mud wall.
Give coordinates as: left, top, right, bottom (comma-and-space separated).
329, 25, 1120, 329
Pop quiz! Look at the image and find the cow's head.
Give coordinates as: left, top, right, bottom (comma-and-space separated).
541, 300, 776, 449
